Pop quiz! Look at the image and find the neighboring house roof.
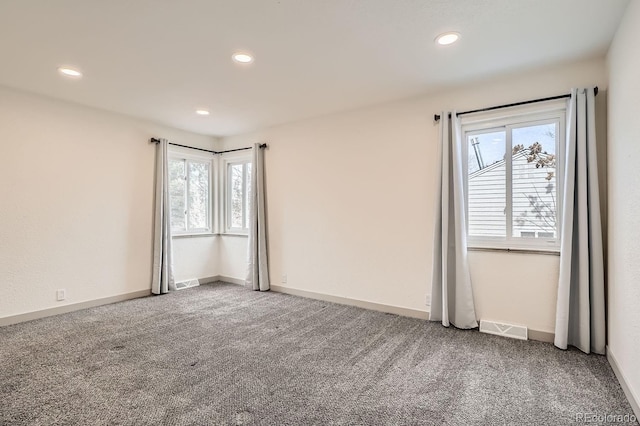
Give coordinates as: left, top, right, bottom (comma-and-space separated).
469, 151, 554, 179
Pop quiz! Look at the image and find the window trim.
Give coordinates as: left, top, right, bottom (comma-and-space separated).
168, 148, 215, 237
461, 102, 566, 252
220, 152, 252, 235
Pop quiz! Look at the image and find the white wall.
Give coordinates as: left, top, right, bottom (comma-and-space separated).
173, 237, 219, 283
0, 55, 612, 337
606, 0, 640, 412
217, 235, 249, 279
220, 58, 607, 334
0, 86, 217, 319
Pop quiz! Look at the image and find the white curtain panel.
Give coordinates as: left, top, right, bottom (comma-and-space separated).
430, 113, 478, 329
246, 143, 270, 291
554, 88, 605, 354
151, 138, 174, 295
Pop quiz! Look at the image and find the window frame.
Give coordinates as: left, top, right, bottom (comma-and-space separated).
168, 148, 215, 237
220, 152, 252, 235
461, 101, 566, 252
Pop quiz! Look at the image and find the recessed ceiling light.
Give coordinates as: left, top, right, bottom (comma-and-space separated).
58, 67, 83, 78
435, 32, 460, 46
232, 52, 254, 64
195, 109, 210, 116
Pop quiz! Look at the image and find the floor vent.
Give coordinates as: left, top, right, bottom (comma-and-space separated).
170, 279, 200, 291
480, 320, 528, 340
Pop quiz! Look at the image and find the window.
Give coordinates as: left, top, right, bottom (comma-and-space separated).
167, 149, 253, 237
463, 106, 565, 250
225, 160, 252, 233
168, 155, 212, 235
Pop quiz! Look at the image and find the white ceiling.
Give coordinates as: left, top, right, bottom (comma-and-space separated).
0, 0, 629, 136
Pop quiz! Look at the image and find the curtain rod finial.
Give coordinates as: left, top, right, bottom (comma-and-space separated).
434, 114, 441, 122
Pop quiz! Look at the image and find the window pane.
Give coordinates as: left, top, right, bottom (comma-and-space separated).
245, 163, 252, 228
187, 161, 209, 230
230, 164, 244, 228
512, 123, 557, 239
169, 159, 186, 232
467, 131, 507, 237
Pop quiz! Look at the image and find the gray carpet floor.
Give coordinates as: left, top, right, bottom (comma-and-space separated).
0, 282, 636, 425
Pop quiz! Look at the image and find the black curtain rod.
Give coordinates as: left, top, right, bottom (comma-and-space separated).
433, 87, 598, 122
149, 138, 267, 154
218, 145, 267, 154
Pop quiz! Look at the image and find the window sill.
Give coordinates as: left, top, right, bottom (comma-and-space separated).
468, 246, 560, 256
171, 232, 249, 238
172, 233, 216, 239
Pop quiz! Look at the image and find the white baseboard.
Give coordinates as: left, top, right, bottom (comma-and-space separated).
528, 329, 555, 343
0, 289, 151, 327
607, 346, 640, 419
201, 275, 245, 286
270, 284, 429, 320
199, 276, 221, 285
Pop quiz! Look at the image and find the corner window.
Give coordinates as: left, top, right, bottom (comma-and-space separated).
225, 160, 252, 233
168, 154, 212, 235
463, 106, 565, 251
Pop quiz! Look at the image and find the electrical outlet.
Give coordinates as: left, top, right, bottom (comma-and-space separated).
281, 274, 287, 283
56, 289, 66, 301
